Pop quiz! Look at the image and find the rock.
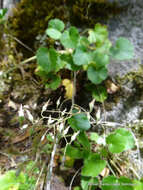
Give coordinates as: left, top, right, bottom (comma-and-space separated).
107, 0, 143, 77
2, 0, 20, 16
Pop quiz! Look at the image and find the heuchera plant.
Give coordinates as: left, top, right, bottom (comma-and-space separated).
36, 18, 134, 102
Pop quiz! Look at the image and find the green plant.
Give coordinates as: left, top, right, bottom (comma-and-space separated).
0, 8, 7, 24
36, 18, 134, 102
0, 170, 36, 190
65, 111, 138, 189
16, 97, 141, 190
34, 18, 137, 189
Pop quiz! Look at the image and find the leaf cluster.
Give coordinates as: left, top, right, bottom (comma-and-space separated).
0, 170, 36, 190
36, 18, 134, 101
66, 112, 137, 190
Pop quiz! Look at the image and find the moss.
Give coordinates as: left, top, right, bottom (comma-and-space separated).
8, 0, 127, 57
9, 0, 69, 57
117, 66, 143, 89
67, 0, 128, 27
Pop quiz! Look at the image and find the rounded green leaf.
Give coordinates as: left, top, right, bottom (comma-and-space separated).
48, 18, 65, 32
102, 176, 119, 190
110, 37, 134, 60
66, 144, 83, 159
106, 128, 135, 154
60, 54, 81, 71
81, 176, 99, 190
90, 132, 100, 143
87, 66, 108, 84
81, 154, 106, 177
79, 36, 90, 47
73, 46, 92, 66
46, 28, 62, 40
119, 177, 133, 190
36, 47, 61, 73
88, 29, 97, 44
91, 52, 109, 68
96, 39, 112, 54
68, 113, 91, 131
36, 47, 49, 71
92, 23, 108, 45
133, 180, 143, 190
77, 132, 90, 150
60, 26, 79, 49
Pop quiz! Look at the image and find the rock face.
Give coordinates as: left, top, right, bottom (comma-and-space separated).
107, 0, 143, 77
100, 0, 143, 123
2, 0, 19, 16
2, 0, 19, 8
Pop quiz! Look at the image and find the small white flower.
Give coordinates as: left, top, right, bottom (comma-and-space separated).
97, 137, 106, 145
21, 124, 28, 129
18, 105, 24, 117
56, 97, 61, 108
0, 71, 3, 76
23, 105, 29, 109
41, 134, 45, 142
71, 131, 80, 142
89, 99, 95, 113
25, 110, 34, 123
61, 108, 67, 116
63, 126, 70, 136
48, 115, 54, 125
96, 108, 101, 121
42, 102, 49, 112
87, 112, 90, 121
58, 123, 64, 133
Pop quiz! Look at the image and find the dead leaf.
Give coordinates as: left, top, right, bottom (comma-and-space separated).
62, 79, 74, 99
105, 80, 119, 94
100, 167, 109, 177
8, 100, 17, 110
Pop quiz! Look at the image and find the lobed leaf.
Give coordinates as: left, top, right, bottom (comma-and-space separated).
66, 144, 83, 159
81, 153, 106, 177
106, 128, 135, 154
87, 66, 108, 84
110, 37, 134, 60
36, 47, 61, 73
81, 176, 98, 190
77, 131, 91, 150
48, 18, 65, 32
73, 46, 92, 66
46, 28, 62, 40
68, 113, 91, 131
60, 26, 79, 49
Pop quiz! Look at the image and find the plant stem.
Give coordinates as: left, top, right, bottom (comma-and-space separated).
71, 71, 76, 110
44, 134, 58, 190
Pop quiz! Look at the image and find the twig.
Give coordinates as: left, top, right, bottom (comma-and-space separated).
110, 160, 123, 176
129, 166, 140, 180
44, 134, 58, 190
7, 34, 34, 53
107, 162, 116, 177
69, 168, 81, 190
21, 56, 36, 64
71, 71, 77, 110
34, 162, 46, 190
